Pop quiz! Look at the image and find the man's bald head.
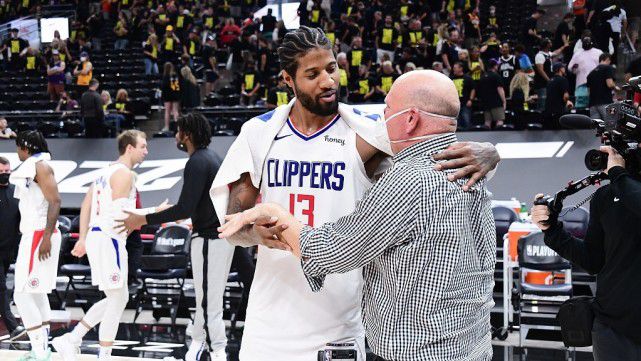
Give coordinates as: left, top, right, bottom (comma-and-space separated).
390, 70, 460, 117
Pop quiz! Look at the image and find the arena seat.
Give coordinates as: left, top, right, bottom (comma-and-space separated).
57, 216, 72, 234
134, 225, 192, 326
516, 232, 572, 349
559, 207, 589, 239
492, 205, 519, 245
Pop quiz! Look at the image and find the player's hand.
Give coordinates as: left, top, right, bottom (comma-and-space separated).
115, 211, 146, 235
600, 146, 625, 174
38, 239, 52, 261
532, 193, 551, 231
156, 199, 171, 212
252, 216, 290, 251
433, 141, 501, 191
71, 239, 87, 257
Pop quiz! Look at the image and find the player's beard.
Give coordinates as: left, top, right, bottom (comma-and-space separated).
294, 83, 339, 117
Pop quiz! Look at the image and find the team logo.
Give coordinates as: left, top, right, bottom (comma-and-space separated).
28, 277, 40, 289
110, 273, 121, 284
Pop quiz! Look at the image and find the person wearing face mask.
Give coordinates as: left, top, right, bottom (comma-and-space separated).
73, 51, 93, 93
116, 113, 230, 361
218, 69, 497, 361
207, 27, 500, 361
0, 157, 25, 341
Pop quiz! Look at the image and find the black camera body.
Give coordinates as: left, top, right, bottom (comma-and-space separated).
583, 101, 641, 174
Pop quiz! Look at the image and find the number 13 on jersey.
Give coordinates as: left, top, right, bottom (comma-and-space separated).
289, 193, 315, 227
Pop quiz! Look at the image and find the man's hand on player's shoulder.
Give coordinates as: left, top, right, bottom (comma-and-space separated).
433, 141, 500, 191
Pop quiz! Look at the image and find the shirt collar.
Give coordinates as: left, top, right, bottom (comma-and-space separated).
393, 133, 457, 163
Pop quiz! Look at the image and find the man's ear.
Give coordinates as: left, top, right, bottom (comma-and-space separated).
405, 108, 419, 134
282, 70, 295, 94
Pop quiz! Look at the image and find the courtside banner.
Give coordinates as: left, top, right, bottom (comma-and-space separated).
0, 130, 601, 208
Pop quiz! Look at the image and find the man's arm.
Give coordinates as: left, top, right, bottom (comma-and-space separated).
225, 172, 262, 246
497, 85, 506, 109
35, 161, 61, 261
532, 194, 605, 274
71, 184, 93, 257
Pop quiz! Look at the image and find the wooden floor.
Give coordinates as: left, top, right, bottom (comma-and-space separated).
0, 349, 158, 360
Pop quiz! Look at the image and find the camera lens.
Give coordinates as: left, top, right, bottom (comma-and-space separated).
585, 149, 608, 171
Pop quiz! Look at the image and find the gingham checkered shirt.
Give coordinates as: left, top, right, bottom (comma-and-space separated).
299, 133, 496, 360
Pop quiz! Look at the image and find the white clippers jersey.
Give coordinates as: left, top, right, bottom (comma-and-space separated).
89, 163, 136, 240
16, 159, 55, 234
240, 115, 373, 360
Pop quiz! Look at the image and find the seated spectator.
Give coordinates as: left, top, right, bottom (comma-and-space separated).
47, 50, 66, 101
266, 73, 292, 109
143, 34, 159, 75
101, 90, 125, 136
348, 65, 375, 103
240, 60, 262, 106
80, 79, 105, 138
73, 51, 93, 93
544, 62, 573, 129
509, 72, 537, 112
161, 62, 180, 131
55, 91, 79, 116
450, 62, 475, 130
0, 118, 16, 139
180, 66, 200, 109
477, 59, 506, 128
114, 89, 135, 128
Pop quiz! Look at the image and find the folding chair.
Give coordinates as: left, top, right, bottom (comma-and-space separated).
134, 225, 191, 327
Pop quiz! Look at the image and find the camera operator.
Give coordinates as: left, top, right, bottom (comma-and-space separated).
532, 146, 641, 360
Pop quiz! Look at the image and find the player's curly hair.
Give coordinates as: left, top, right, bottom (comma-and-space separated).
16, 130, 50, 155
177, 112, 211, 149
277, 26, 332, 78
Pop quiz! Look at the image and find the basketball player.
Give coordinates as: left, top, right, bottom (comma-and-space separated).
51, 130, 153, 361
217, 27, 501, 360
10, 131, 62, 361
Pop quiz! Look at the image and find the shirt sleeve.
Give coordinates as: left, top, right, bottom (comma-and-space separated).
542, 190, 605, 274
535, 53, 545, 64
299, 165, 421, 291
146, 154, 209, 225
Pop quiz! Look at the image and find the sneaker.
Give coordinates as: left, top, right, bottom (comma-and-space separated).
210, 348, 227, 361
51, 334, 80, 361
9, 326, 27, 341
17, 350, 52, 361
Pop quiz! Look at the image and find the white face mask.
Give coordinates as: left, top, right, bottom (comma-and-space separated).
80, 56, 87, 62
384, 108, 457, 144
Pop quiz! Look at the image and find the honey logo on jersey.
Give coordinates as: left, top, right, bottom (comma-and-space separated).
324, 135, 345, 146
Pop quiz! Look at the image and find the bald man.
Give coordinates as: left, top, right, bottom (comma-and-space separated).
218, 70, 496, 361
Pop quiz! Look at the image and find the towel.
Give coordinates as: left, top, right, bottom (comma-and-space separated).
10, 152, 51, 200
210, 99, 392, 230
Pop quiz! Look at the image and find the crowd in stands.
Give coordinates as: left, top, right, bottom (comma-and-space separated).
0, 0, 640, 136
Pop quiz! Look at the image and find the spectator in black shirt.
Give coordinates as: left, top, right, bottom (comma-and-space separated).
261, 8, 277, 38
587, 53, 619, 122
544, 62, 573, 129
266, 73, 292, 109
180, 66, 201, 109
240, 60, 262, 106
374, 60, 398, 101
161, 62, 181, 131
1, 28, 28, 71
347, 36, 371, 76
143, 34, 159, 75
553, 13, 575, 60
476, 59, 506, 128
451, 61, 475, 130
522, 9, 545, 51
0, 157, 22, 339
375, 15, 398, 65
440, 28, 460, 73
202, 35, 219, 96
348, 65, 375, 103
